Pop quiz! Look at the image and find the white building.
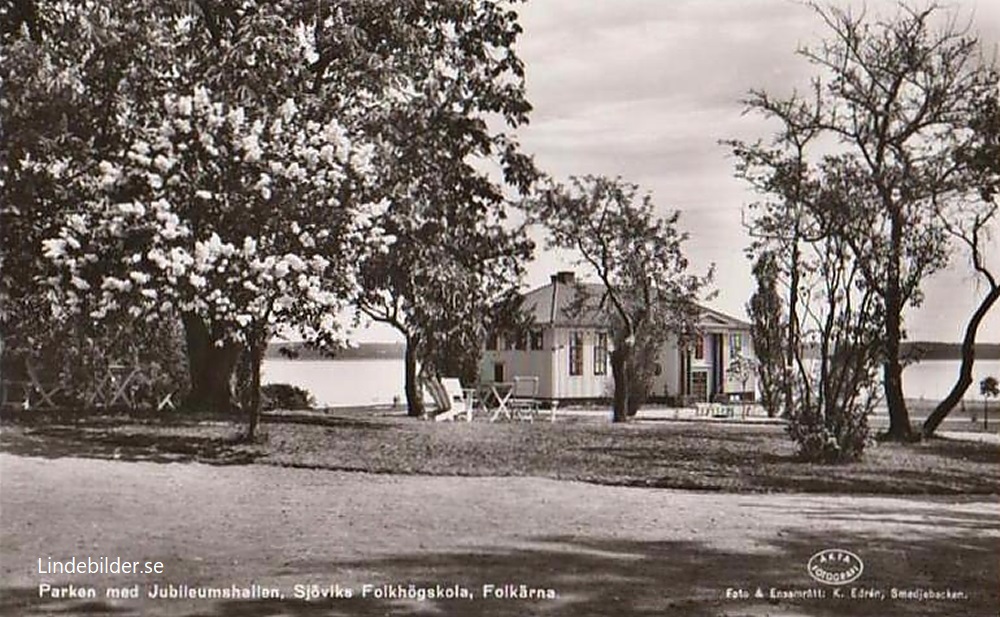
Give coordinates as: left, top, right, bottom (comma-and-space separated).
479, 271, 756, 405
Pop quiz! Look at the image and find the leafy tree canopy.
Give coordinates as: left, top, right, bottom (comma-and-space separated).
532, 175, 712, 421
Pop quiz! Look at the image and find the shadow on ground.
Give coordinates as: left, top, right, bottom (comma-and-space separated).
4, 503, 996, 617
0, 423, 260, 464
0, 412, 397, 465
3, 414, 998, 494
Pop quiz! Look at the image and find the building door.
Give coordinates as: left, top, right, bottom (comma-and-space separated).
690, 370, 708, 402
493, 362, 505, 383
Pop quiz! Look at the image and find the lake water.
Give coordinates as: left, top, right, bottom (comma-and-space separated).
898, 359, 1000, 402
262, 358, 1000, 408
262, 359, 407, 407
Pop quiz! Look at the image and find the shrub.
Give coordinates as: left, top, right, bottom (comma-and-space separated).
261, 384, 314, 410
785, 350, 878, 463
787, 401, 871, 463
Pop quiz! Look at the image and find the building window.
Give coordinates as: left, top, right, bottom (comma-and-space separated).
729, 333, 743, 355
694, 335, 705, 360
515, 332, 527, 351
486, 332, 498, 351
504, 334, 517, 351
530, 330, 544, 350
594, 332, 608, 375
569, 331, 584, 376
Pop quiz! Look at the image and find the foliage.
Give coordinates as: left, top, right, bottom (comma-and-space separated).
532, 175, 712, 422
0, 0, 193, 397
347, 0, 537, 416
1, 316, 189, 410
746, 252, 785, 416
10, 0, 391, 431
38, 75, 382, 435
11, 0, 545, 428
728, 73, 888, 462
40, 86, 379, 331
982, 376, 999, 400
784, 174, 883, 462
261, 383, 314, 411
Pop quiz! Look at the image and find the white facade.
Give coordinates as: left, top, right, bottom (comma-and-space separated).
479, 273, 757, 405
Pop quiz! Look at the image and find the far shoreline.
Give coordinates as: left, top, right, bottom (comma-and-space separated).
263, 340, 1000, 362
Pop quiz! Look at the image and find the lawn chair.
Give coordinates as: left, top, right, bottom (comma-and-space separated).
508, 376, 539, 422
433, 378, 477, 422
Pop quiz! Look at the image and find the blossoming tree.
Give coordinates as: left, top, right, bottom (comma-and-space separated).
2, 0, 190, 397
9, 0, 538, 428
42, 84, 384, 437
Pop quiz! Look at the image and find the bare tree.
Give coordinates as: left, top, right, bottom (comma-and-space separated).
920, 205, 998, 435
922, 78, 1000, 436
730, 2, 997, 441
725, 86, 826, 421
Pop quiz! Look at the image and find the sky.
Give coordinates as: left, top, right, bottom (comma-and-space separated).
352, 0, 1000, 344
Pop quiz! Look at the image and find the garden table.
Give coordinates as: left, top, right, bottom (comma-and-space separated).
86, 364, 144, 407
24, 360, 64, 409
107, 364, 144, 406
486, 382, 515, 422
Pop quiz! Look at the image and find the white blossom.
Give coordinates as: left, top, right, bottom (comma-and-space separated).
177, 95, 193, 117
70, 276, 90, 290
42, 239, 68, 259
153, 154, 173, 172
279, 98, 298, 121
192, 86, 211, 111
129, 271, 151, 285
228, 106, 246, 129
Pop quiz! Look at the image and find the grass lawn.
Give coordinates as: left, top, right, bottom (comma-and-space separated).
2, 408, 997, 494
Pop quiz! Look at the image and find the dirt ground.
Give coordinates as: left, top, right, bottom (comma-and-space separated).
1, 453, 997, 617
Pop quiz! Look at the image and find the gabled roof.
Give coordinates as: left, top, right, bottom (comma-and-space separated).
522, 280, 610, 327
696, 305, 752, 330
521, 274, 751, 331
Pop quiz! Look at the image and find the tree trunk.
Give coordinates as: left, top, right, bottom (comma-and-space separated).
784, 232, 801, 419
878, 205, 914, 441
244, 332, 264, 441
403, 334, 425, 418
922, 283, 1000, 437
610, 346, 630, 423
880, 268, 914, 441
181, 313, 240, 413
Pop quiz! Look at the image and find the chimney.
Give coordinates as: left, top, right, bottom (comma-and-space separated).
551, 271, 575, 285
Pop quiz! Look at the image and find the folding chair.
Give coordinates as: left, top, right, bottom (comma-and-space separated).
508, 376, 540, 422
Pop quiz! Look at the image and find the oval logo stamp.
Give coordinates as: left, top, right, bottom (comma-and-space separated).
807, 549, 864, 586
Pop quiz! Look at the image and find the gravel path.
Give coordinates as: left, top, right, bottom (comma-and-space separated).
1, 453, 997, 616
